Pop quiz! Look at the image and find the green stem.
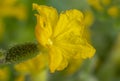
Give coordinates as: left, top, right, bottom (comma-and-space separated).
0, 49, 5, 64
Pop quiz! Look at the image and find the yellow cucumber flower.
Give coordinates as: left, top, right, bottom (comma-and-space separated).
33, 3, 96, 73
0, 0, 27, 20
107, 6, 119, 18
0, 67, 9, 81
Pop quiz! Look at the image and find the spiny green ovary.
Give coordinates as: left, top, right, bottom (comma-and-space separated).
5, 42, 39, 64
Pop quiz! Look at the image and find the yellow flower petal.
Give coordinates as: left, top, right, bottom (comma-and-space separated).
35, 17, 52, 47
74, 42, 96, 59
33, 3, 58, 47
53, 9, 84, 38
33, 3, 58, 27
49, 46, 63, 73
57, 57, 68, 71
65, 57, 83, 74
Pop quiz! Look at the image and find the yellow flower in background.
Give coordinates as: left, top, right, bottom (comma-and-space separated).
87, 0, 111, 11
15, 53, 48, 75
15, 53, 48, 81
87, 0, 103, 11
101, 0, 111, 6
84, 11, 94, 27
107, 6, 119, 18
0, 0, 27, 20
15, 75, 25, 81
0, 67, 9, 81
78, 11, 94, 54
87, 0, 120, 19
33, 3, 96, 73
0, 0, 16, 5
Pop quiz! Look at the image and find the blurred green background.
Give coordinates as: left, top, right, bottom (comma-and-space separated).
0, 0, 120, 81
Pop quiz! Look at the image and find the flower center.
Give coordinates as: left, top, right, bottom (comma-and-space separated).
46, 39, 53, 47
